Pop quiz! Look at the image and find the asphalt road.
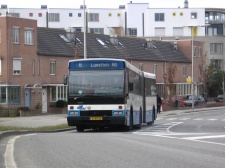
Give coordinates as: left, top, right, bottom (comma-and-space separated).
1, 108, 225, 168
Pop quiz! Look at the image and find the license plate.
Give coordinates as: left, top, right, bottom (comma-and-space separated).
90, 117, 103, 120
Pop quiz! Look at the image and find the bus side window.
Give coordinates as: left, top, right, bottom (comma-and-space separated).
129, 82, 133, 91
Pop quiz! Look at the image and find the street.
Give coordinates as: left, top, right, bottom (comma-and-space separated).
1, 108, 225, 168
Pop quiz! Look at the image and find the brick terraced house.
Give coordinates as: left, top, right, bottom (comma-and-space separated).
0, 16, 204, 113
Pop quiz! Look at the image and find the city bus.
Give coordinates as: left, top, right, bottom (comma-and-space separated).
64, 58, 157, 132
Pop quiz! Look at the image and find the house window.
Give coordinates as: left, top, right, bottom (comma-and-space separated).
50, 85, 67, 102
49, 13, 60, 22
38, 60, 40, 75
24, 28, 34, 45
13, 58, 22, 75
193, 46, 197, 56
172, 12, 176, 16
69, 13, 73, 17
32, 60, 35, 75
117, 13, 121, 17
50, 61, 56, 75
180, 12, 183, 16
173, 27, 183, 36
10, 13, 20, 17
89, 13, 99, 22
155, 27, 165, 36
191, 12, 197, 19
127, 28, 137, 36
108, 13, 112, 17
90, 28, 104, 34
155, 13, 164, 21
38, 13, 42, 17
183, 66, 187, 76
29, 13, 33, 17
0, 86, 20, 104
78, 13, 81, 17
153, 64, 157, 75
210, 43, 223, 54
13, 27, 20, 44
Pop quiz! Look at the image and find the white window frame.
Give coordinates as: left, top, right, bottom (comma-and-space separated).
24, 28, 34, 45
49, 13, 60, 22
13, 27, 20, 44
32, 60, 35, 76
183, 65, 186, 76
13, 58, 22, 75
38, 60, 40, 76
89, 13, 99, 22
155, 13, 164, 21
50, 60, 56, 75
153, 64, 157, 75
50, 85, 67, 102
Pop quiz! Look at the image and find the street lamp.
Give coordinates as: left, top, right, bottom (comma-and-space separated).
83, 0, 87, 59
188, 24, 210, 110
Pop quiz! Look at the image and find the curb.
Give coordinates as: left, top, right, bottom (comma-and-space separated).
159, 106, 225, 116
0, 127, 75, 140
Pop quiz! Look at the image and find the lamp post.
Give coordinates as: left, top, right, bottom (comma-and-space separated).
188, 24, 210, 110
83, 0, 87, 59
191, 27, 194, 110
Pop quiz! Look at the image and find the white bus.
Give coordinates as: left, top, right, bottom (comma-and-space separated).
64, 58, 157, 132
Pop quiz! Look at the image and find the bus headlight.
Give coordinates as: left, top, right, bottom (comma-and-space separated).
70, 111, 79, 115
113, 111, 124, 116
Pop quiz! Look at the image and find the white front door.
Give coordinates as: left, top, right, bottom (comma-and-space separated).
42, 88, 47, 113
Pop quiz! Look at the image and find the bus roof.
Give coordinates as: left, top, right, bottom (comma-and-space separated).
69, 58, 155, 79
143, 72, 156, 79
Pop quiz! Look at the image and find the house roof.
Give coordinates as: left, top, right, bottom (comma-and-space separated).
37, 28, 191, 63
37, 27, 75, 57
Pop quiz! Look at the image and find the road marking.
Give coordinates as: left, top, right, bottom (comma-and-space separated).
179, 118, 190, 120
166, 118, 177, 121
193, 118, 204, 120
4, 136, 19, 168
183, 135, 225, 140
207, 119, 218, 121
4, 134, 36, 168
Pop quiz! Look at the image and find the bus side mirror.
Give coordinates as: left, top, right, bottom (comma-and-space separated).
63, 75, 68, 85
129, 82, 133, 91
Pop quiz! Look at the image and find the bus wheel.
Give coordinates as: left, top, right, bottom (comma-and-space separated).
76, 126, 84, 132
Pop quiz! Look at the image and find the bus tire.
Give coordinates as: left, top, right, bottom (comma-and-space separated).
76, 126, 84, 132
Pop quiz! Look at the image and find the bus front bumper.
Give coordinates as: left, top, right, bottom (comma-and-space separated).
67, 116, 125, 127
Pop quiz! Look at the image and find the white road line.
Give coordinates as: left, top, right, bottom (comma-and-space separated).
4, 134, 36, 168
207, 119, 218, 121
179, 118, 190, 120
183, 135, 225, 140
166, 118, 177, 121
193, 118, 204, 120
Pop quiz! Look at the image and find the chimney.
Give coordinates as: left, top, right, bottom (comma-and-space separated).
1, 4, 7, 9
173, 41, 178, 50
41, 5, 47, 9
184, 0, 188, 8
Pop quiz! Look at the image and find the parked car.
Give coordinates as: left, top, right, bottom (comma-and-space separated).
183, 96, 205, 106
215, 94, 224, 102
161, 97, 169, 108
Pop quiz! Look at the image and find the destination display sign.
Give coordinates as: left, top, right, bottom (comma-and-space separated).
69, 60, 125, 69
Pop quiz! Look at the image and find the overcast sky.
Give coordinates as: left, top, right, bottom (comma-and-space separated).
1, 0, 224, 9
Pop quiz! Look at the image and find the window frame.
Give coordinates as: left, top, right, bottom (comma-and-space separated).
13, 27, 20, 44
155, 13, 165, 22
13, 58, 22, 75
50, 60, 56, 75
24, 28, 34, 45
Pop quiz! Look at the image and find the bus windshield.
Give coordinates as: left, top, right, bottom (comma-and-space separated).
69, 70, 124, 97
